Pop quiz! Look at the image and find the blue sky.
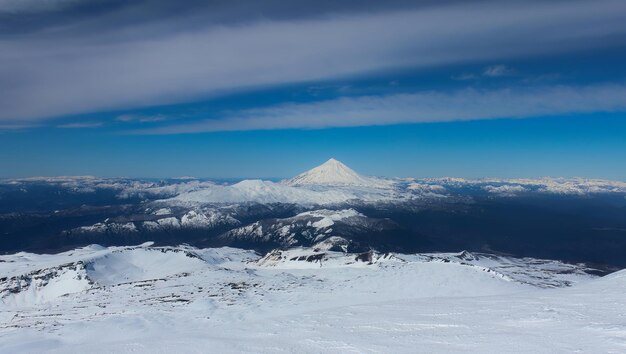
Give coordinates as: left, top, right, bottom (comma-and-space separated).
1, 0, 625, 179
2, 113, 625, 180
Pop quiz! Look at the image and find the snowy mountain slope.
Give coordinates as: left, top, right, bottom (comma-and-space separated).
167, 179, 355, 205
0, 261, 93, 307
83, 247, 208, 287
1, 243, 621, 353
254, 248, 598, 287
402, 251, 598, 288
283, 158, 392, 188
159, 160, 626, 207
219, 209, 399, 250
1, 244, 596, 308
162, 160, 405, 206
165, 179, 407, 206
64, 208, 240, 236
255, 247, 399, 268
0, 244, 215, 306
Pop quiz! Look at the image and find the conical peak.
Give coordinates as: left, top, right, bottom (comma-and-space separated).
320, 158, 347, 169
310, 158, 355, 174
284, 158, 376, 186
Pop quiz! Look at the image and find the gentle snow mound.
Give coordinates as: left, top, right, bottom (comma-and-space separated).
85, 248, 207, 286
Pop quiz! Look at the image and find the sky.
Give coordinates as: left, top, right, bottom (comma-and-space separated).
1, 0, 625, 179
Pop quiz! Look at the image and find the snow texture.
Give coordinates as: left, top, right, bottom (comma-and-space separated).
1, 244, 621, 353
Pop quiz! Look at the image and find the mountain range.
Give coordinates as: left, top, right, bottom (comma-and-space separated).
2, 160, 626, 352
1, 159, 626, 267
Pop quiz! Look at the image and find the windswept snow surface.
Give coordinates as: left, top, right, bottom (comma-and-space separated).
2, 244, 623, 353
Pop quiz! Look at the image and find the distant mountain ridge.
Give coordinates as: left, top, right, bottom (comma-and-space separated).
168, 159, 398, 205
2, 162, 626, 267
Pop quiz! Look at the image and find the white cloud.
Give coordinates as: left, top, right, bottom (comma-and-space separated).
57, 122, 103, 128
482, 65, 514, 77
452, 73, 479, 81
0, 122, 39, 131
1, 0, 626, 121
0, 0, 75, 12
116, 114, 168, 123
134, 83, 626, 134
453, 64, 515, 80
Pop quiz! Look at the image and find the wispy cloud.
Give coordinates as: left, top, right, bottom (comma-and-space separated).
115, 114, 168, 123
482, 65, 514, 77
453, 64, 515, 80
451, 73, 479, 81
1, 0, 626, 121
0, 0, 75, 13
133, 83, 626, 134
57, 122, 103, 129
0, 122, 40, 131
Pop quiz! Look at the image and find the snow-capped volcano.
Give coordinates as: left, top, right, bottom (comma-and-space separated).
284, 158, 386, 187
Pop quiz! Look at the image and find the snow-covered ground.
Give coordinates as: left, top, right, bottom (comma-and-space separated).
1, 244, 623, 353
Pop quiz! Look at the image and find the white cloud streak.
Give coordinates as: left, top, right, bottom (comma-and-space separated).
0, 0, 75, 13
134, 83, 626, 134
56, 122, 103, 128
482, 65, 514, 77
115, 114, 168, 123
1, 0, 626, 121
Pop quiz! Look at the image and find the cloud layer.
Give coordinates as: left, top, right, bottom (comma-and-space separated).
135, 83, 626, 133
1, 0, 626, 123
